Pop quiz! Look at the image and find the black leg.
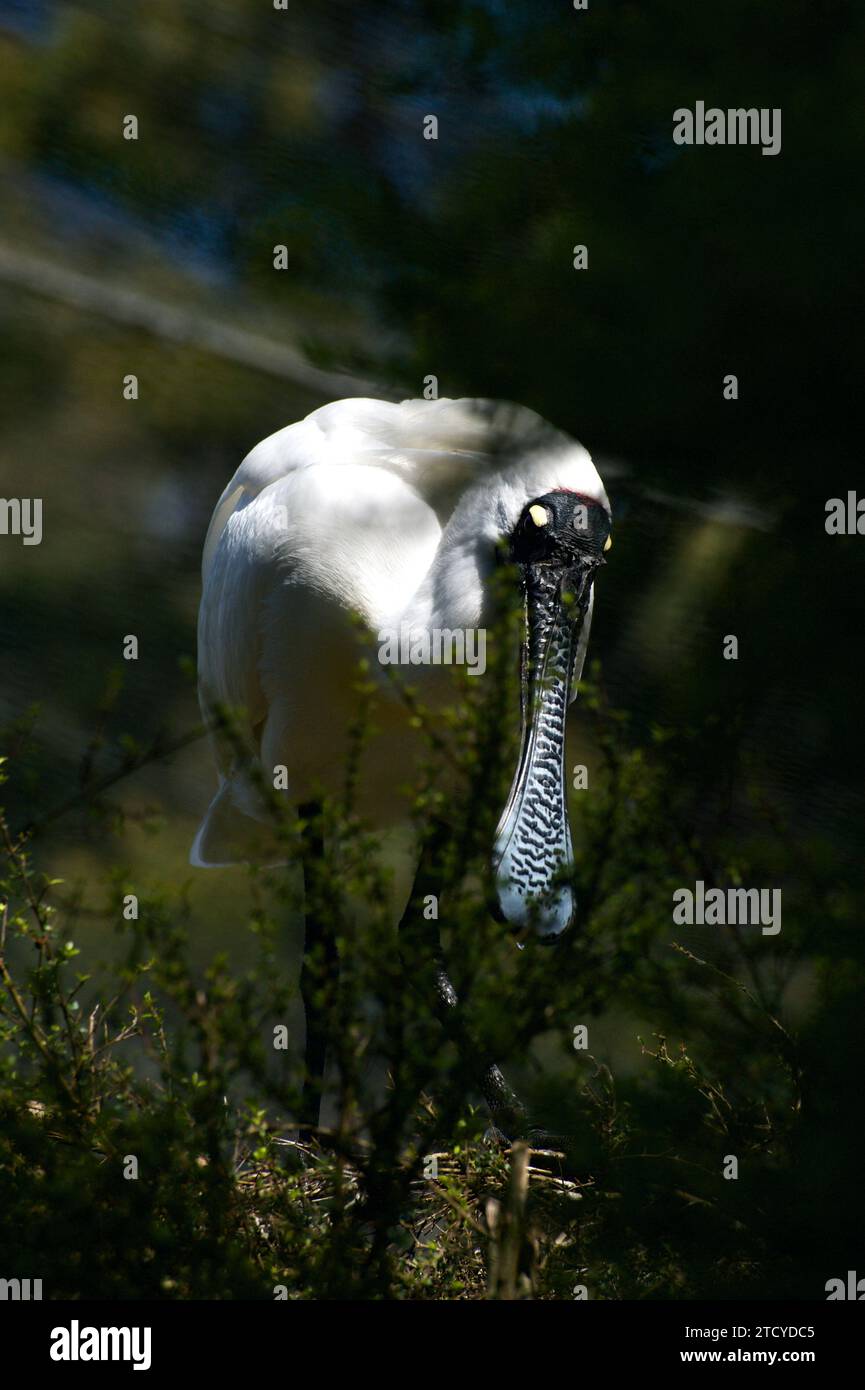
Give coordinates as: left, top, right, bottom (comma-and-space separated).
297, 800, 338, 1137
397, 826, 527, 1141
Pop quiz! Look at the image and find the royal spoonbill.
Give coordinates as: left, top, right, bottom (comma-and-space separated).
192, 396, 611, 1136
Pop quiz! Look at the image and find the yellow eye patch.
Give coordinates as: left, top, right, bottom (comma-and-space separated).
604, 535, 613, 552
529, 504, 549, 527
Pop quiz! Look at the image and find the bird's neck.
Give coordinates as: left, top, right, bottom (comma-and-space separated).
394, 493, 496, 635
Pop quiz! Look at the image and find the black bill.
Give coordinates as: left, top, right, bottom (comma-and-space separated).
492, 491, 611, 941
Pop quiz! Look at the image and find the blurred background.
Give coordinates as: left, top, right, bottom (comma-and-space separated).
1, 0, 863, 1107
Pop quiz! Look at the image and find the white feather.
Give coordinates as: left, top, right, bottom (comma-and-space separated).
193, 396, 607, 865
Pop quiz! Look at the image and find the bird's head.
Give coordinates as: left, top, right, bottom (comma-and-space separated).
492, 488, 612, 943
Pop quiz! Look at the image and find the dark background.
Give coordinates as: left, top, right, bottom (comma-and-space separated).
0, 0, 863, 1297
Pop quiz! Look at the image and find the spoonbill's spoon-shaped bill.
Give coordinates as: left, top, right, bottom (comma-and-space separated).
492, 489, 611, 942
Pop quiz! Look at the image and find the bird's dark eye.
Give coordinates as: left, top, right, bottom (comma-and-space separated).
511, 502, 556, 564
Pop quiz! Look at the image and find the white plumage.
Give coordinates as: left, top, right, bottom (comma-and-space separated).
192, 395, 608, 871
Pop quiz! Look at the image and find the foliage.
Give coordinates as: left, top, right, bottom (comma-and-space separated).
0, 621, 860, 1301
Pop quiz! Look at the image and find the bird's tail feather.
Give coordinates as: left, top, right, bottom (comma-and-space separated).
190, 778, 289, 868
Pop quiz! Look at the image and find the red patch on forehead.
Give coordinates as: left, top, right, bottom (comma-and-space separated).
550, 488, 604, 507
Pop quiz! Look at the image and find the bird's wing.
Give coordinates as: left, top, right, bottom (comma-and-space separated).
198, 498, 269, 744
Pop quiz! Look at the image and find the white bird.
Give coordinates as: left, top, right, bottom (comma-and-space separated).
192, 395, 611, 1134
